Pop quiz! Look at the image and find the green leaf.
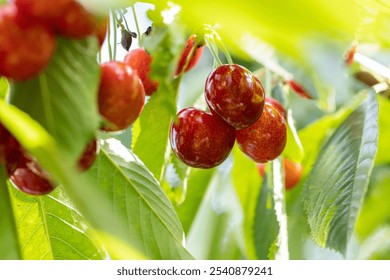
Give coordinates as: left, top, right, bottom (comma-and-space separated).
232, 146, 262, 259
356, 166, 390, 240
282, 111, 304, 162
133, 22, 185, 181
9, 38, 100, 162
177, 168, 214, 235
0, 167, 21, 260
186, 165, 245, 260
375, 95, 390, 164
0, 77, 8, 100
87, 139, 193, 260
303, 92, 379, 255
357, 226, 390, 260
0, 101, 147, 259
254, 176, 279, 260
8, 185, 105, 260
299, 92, 367, 178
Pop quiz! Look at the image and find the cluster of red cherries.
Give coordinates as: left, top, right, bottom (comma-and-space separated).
0, 0, 106, 195
0, 0, 106, 81
170, 63, 288, 168
98, 34, 204, 131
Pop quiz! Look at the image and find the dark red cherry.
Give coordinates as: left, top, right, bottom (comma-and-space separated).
236, 102, 287, 163
169, 107, 235, 168
78, 138, 99, 171
5, 136, 55, 195
205, 64, 265, 129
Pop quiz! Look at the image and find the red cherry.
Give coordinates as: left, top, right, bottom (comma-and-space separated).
124, 48, 159, 96
5, 136, 54, 195
0, 4, 56, 80
51, 1, 99, 39
14, 0, 73, 19
205, 64, 265, 129
78, 138, 99, 171
98, 61, 145, 131
170, 107, 235, 168
283, 159, 302, 190
236, 102, 287, 163
175, 34, 204, 76
257, 159, 302, 190
287, 80, 312, 99
265, 96, 287, 120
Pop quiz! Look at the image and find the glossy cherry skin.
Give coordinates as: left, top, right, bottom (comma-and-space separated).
265, 96, 287, 120
205, 64, 265, 129
98, 61, 145, 131
78, 138, 99, 171
124, 48, 159, 96
51, 1, 99, 39
257, 158, 302, 190
0, 4, 56, 80
170, 107, 235, 168
236, 102, 287, 163
175, 34, 204, 76
14, 0, 72, 18
5, 136, 55, 195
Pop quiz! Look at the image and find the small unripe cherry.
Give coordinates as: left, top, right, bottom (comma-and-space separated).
170, 107, 235, 168
205, 64, 265, 129
98, 61, 145, 131
124, 48, 159, 96
175, 34, 204, 76
236, 102, 287, 163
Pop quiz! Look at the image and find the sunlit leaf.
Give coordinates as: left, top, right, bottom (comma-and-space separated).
176, 168, 214, 235
304, 92, 378, 255
232, 146, 262, 259
186, 165, 245, 260
133, 21, 185, 180
8, 185, 105, 260
87, 139, 193, 260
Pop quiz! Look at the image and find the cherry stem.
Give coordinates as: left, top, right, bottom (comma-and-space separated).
111, 10, 117, 60
131, 5, 142, 47
204, 35, 223, 67
354, 52, 390, 82
107, 12, 113, 61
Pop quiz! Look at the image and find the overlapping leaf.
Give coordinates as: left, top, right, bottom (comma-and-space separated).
87, 139, 193, 260
9, 38, 100, 162
303, 92, 378, 255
